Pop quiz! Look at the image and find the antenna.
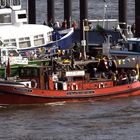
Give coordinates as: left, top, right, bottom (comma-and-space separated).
103, 0, 107, 28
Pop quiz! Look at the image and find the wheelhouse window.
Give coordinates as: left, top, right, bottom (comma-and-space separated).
6, 0, 10, 6
0, 0, 11, 7
20, 67, 39, 77
13, 0, 20, 6
8, 50, 19, 56
18, 14, 26, 19
0, 0, 6, 7
0, 14, 11, 24
0, 0, 21, 7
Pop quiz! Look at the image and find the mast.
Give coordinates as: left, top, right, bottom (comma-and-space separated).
103, 0, 107, 28
80, 0, 88, 59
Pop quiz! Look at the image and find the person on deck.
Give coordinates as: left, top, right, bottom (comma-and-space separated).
130, 69, 139, 83
100, 72, 107, 79
111, 72, 117, 86
118, 69, 129, 85
72, 20, 77, 30
62, 20, 67, 29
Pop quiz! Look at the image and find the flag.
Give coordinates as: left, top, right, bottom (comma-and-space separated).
6, 58, 11, 77
136, 63, 139, 80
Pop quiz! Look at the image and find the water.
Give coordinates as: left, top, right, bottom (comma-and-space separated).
1, 96, 140, 140
22, 0, 135, 25
1, 1, 139, 140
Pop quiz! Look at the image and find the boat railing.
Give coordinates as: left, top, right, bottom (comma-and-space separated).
88, 19, 119, 30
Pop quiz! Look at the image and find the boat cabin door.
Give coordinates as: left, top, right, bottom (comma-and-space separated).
0, 48, 8, 65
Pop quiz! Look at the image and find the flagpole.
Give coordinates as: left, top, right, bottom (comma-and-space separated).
82, 19, 86, 59
103, 0, 107, 28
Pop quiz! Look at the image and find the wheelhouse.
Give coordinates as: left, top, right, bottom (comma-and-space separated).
0, 0, 21, 10
0, 0, 53, 50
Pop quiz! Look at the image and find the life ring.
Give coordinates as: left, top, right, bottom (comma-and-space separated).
31, 79, 37, 88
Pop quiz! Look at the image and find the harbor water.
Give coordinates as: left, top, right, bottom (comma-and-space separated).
1, 97, 140, 140
1, 0, 139, 140
22, 0, 135, 25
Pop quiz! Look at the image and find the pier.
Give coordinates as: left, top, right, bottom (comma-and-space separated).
47, 0, 55, 25
135, 0, 140, 37
27, 0, 139, 39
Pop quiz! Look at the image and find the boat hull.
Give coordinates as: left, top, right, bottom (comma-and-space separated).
0, 82, 140, 105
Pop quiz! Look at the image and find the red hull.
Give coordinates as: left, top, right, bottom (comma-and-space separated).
0, 81, 140, 105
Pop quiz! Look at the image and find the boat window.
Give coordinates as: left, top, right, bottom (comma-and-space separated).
19, 41, 31, 48
25, 37, 29, 40
47, 36, 52, 42
13, 0, 20, 6
0, 0, 11, 7
4, 39, 9, 43
6, 0, 10, 6
34, 36, 38, 39
19, 37, 30, 48
2, 50, 6, 56
34, 39, 44, 46
3, 38, 16, 47
39, 35, 43, 38
4, 39, 15, 43
0, 14, 11, 24
5, 42, 16, 47
0, 0, 20, 7
34, 34, 44, 39
8, 50, 19, 56
20, 68, 39, 77
18, 14, 26, 19
47, 32, 52, 36
34, 34, 45, 46
47, 32, 52, 42
19, 37, 30, 41
10, 39, 16, 42
0, 0, 6, 7
34, 69, 38, 76
19, 38, 24, 41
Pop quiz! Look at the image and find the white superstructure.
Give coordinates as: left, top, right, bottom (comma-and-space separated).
0, 0, 53, 50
